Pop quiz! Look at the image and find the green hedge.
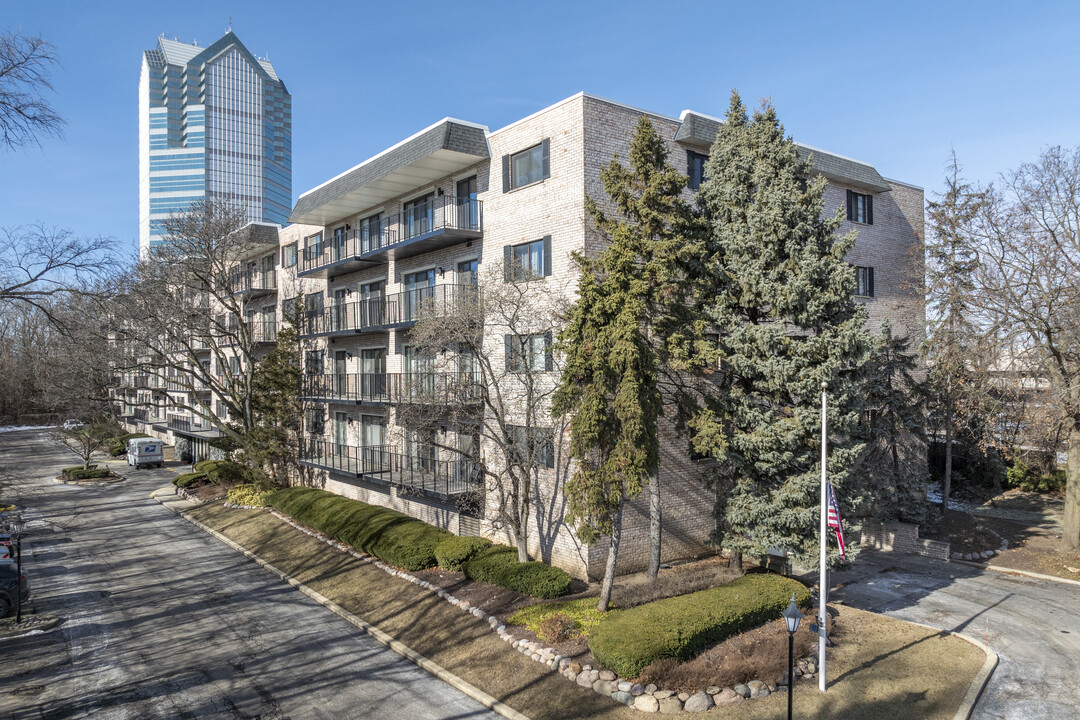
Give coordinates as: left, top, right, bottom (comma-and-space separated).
193, 460, 247, 485
173, 472, 208, 489
267, 487, 451, 571
588, 574, 811, 678
64, 467, 110, 480
462, 545, 572, 599
435, 535, 491, 571
63, 465, 97, 474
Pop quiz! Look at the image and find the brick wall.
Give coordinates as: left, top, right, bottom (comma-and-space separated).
857, 519, 950, 561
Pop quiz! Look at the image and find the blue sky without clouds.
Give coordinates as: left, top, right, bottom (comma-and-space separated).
3, 1, 1079, 257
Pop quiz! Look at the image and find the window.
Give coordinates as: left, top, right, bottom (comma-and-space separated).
508, 425, 555, 469
360, 213, 383, 252
502, 139, 550, 191
504, 236, 551, 280
305, 232, 323, 260
687, 151, 708, 190
846, 190, 873, 224
505, 332, 553, 372
282, 242, 297, 268
306, 407, 325, 435
305, 349, 325, 375
854, 266, 875, 297
282, 296, 298, 321
229, 357, 241, 376
304, 291, 324, 318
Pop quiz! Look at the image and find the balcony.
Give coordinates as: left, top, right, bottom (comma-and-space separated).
155, 414, 225, 439
299, 439, 482, 498
297, 196, 482, 279
299, 372, 483, 406
234, 270, 277, 299
299, 284, 477, 338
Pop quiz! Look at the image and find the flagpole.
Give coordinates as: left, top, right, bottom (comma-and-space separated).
819, 380, 828, 693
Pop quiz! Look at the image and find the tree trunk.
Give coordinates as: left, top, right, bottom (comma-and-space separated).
942, 400, 953, 514
728, 549, 743, 572
647, 467, 661, 579
1065, 424, 1080, 550
516, 484, 530, 562
597, 502, 624, 612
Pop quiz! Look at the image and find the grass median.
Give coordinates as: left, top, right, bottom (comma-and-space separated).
186, 503, 987, 720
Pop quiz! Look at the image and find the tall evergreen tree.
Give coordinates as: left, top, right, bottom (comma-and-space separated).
688, 92, 876, 567
923, 153, 986, 512
554, 116, 690, 607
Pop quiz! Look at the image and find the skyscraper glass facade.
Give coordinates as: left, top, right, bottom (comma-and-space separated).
139, 32, 291, 256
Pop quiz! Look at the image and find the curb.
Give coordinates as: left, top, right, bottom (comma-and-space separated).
151, 489, 531, 720
52, 473, 127, 486
951, 558, 1080, 588
899, 618, 998, 720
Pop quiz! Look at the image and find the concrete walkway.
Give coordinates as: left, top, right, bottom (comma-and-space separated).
819, 550, 1080, 720
0, 429, 501, 720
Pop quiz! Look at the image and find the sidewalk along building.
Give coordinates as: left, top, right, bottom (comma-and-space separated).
281, 92, 925, 581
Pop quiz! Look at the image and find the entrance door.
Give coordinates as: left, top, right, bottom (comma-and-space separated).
333, 411, 348, 462
457, 258, 478, 309
334, 350, 347, 398
403, 192, 435, 240
361, 413, 387, 472
360, 280, 385, 328
403, 269, 435, 321
456, 176, 478, 230
360, 348, 386, 401
332, 288, 349, 331
332, 226, 347, 262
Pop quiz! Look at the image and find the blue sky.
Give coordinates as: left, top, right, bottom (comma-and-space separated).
3, 1, 1079, 256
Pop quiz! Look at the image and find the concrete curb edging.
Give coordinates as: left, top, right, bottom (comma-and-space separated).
899, 618, 998, 720
52, 473, 126, 486
150, 489, 531, 720
951, 558, 1080, 588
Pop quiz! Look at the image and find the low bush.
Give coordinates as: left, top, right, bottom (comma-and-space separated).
508, 597, 614, 639
462, 545, 572, 599
538, 614, 578, 643
226, 484, 271, 507
588, 574, 811, 679
193, 460, 247, 485
435, 535, 491, 571
63, 465, 97, 474
267, 487, 451, 571
64, 467, 110, 480
1005, 456, 1065, 493
173, 472, 208, 489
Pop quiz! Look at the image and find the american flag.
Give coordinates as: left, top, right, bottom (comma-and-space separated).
827, 482, 847, 562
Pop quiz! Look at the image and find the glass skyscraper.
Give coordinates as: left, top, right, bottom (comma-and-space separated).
138, 31, 291, 256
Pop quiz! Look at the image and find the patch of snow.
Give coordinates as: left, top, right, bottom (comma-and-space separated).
0, 425, 55, 433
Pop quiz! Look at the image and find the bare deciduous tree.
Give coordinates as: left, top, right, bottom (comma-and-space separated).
0, 31, 64, 149
973, 145, 1080, 549
398, 265, 568, 562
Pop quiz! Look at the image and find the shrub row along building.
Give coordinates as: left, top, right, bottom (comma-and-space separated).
115, 90, 924, 580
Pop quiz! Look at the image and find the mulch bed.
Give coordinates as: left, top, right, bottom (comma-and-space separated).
922, 510, 1031, 554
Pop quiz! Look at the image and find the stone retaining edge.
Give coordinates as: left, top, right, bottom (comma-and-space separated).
150, 489, 532, 720
950, 558, 1080, 588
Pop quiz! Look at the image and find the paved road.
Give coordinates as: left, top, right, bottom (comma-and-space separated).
0, 430, 501, 720
826, 549, 1080, 720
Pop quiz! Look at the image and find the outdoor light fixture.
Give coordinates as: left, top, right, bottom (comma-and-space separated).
781, 593, 803, 720
12, 513, 24, 624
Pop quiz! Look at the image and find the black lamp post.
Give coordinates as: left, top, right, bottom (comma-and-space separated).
781, 593, 804, 720
13, 514, 24, 624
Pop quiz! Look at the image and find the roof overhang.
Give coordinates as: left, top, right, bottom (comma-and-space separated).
675, 111, 893, 194
290, 119, 490, 226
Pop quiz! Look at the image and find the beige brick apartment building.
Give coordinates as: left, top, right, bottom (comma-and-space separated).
121, 92, 924, 580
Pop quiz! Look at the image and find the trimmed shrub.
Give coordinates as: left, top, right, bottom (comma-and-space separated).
193, 460, 247, 485
226, 484, 270, 507
462, 545, 572, 599
1005, 456, 1065, 493
267, 487, 451, 571
588, 574, 811, 679
63, 465, 97, 474
64, 467, 110, 480
173, 472, 208, 489
435, 536, 492, 571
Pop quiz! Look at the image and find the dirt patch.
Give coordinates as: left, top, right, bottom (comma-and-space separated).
989, 525, 1080, 582
922, 510, 1032, 554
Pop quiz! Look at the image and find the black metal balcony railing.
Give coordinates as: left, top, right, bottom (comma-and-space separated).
299, 439, 482, 496
298, 196, 483, 276
299, 284, 478, 337
234, 270, 277, 295
133, 408, 149, 422
166, 414, 223, 437
299, 372, 483, 405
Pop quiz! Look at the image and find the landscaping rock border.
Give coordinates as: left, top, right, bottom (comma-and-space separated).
951, 526, 1009, 562
52, 473, 125, 486
265, 506, 804, 713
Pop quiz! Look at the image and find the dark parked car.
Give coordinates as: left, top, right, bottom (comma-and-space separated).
0, 562, 30, 618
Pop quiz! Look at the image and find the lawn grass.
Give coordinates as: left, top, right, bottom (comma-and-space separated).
186, 503, 986, 720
